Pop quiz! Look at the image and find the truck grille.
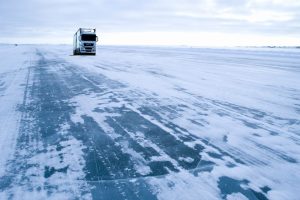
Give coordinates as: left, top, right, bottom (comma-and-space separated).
84, 43, 94, 47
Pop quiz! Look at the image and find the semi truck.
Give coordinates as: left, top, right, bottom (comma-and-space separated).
73, 28, 98, 55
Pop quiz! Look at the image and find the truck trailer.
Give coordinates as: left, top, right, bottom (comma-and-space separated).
73, 28, 98, 55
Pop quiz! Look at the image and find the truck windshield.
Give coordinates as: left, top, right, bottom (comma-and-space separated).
81, 34, 96, 41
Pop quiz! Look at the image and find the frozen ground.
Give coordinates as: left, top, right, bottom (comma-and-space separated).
0, 44, 299, 200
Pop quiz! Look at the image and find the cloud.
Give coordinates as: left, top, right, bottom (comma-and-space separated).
0, 0, 299, 45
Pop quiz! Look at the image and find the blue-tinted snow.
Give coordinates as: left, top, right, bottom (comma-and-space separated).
0, 44, 300, 200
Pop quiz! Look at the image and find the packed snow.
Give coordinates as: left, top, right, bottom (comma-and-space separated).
0, 44, 299, 200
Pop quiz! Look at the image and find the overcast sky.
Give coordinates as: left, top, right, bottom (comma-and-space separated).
0, 0, 299, 46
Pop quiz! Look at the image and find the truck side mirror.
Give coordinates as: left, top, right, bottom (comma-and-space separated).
96, 36, 98, 42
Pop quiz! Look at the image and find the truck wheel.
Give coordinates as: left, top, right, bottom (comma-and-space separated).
73, 50, 76, 55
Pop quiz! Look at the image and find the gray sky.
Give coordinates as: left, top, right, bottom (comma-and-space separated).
0, 0, 299, 46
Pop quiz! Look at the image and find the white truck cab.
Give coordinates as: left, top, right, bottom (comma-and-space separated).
73, 28, 98, 55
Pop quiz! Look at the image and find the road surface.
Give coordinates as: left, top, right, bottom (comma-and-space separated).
0, 45, 300, 199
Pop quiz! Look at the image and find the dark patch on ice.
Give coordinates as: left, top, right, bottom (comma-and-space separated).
189, 119, 205, 127
223, 135, 228, 142
216, 111, 229, 117
0, 81, 6, 92
207, 151, 223, 159
56, 143, 63, 151
242, 120, 260, 129
225, 162, 236, 168
44, 166, 69, 178
269, 131, 279, 136
252, 133, 261, 137
148, 161, 179, 176
194, 144, 205, 152
261, 186, 271, 194
218, 176, 268, 200
0, 175, 13, 190
192, 160, 215, 174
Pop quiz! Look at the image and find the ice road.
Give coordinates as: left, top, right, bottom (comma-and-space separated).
0, 44, 299, 200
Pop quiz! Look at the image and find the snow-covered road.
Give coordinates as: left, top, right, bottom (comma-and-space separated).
0, 44, 300, 200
